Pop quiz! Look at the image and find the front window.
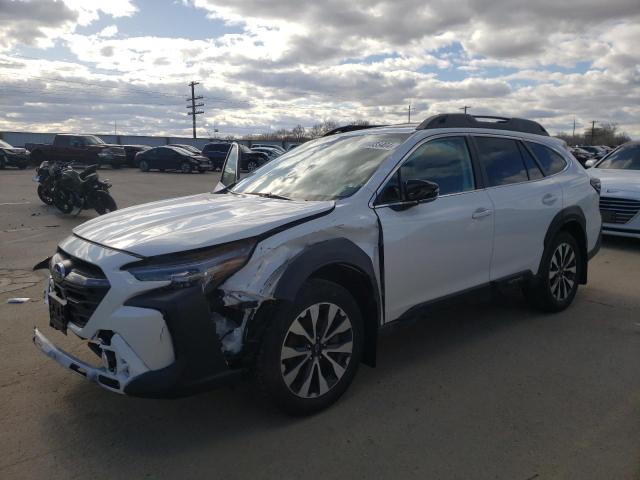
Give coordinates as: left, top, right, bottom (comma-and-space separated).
231, 132, 410, 201
0, 139, 11, 148
596, 144, 640, 170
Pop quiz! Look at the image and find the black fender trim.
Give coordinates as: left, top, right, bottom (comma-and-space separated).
272, 238, 381, 367
542, 206, 588, 284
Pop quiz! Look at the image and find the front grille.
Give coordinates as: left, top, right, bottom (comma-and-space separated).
50, 250, 110, 328
599, 197, 640, 225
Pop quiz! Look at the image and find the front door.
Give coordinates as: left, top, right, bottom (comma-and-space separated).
374, 135, 495, 321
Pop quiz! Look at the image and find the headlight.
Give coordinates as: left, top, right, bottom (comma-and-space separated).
123, 239, 256, 291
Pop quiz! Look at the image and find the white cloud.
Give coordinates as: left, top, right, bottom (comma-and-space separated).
0, 0, 638, 137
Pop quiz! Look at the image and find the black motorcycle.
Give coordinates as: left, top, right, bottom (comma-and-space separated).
33, 160, 70, 205
52, 164, 117, 215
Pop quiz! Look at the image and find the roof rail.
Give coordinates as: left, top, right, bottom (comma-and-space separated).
322, 124, 387, 137
416, 113, 549, 136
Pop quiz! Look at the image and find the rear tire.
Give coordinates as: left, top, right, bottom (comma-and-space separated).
139, 160, 150, 172
247, 160, 259, 172
0, 155, 5, 169
256, 279, 363, 415
524, 231, 582, 312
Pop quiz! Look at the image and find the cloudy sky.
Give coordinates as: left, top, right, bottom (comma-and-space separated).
0, 0, 638, 138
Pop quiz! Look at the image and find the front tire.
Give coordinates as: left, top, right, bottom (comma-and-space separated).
139, 160, 150, 172
37, 184, 54, 205
0, 155, 6, 169
181, 162, 192, 174
524, 231, 582, 312
247, 160, 259, 172
257, 279, 363, 415
92, 191, 117, 215
53, 189, 74, 214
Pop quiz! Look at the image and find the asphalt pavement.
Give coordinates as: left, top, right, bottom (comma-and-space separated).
1, 167, 639, 479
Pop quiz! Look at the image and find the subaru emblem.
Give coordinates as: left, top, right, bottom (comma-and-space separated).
53, 262, 67, 281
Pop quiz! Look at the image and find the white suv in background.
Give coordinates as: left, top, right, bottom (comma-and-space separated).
34, 114, 602, 415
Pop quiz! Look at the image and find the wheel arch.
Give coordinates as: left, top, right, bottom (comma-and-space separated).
270, 238, 381, 367
543, 206, 588, 284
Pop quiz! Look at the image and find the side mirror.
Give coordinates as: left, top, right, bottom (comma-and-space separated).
585, 159, 596, 168
405, 179, 439, 203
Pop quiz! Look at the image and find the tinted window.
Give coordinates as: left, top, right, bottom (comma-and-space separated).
526, 142, 567, 175
596, 144, 640, 170
55, 136, 70, 146
476, 137, 528, 186
401, 137, 475, 195
519, 143, 544, 180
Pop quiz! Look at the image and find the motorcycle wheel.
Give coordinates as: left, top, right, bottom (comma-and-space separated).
37, 184, 54, 205
92, 191, 118, 215
53, 189, 74, 214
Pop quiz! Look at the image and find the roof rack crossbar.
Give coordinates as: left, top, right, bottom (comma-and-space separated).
416, 113, 549, 136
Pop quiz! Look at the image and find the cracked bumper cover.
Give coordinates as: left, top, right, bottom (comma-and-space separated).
35, 284, 246, 398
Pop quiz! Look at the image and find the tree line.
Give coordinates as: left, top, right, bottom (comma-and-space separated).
555, 122, 631, 147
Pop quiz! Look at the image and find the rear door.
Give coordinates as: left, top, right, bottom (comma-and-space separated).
472, 135, 564, 280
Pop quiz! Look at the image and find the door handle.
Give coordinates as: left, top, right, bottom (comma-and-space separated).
472, 208, 493, 219
542, 193, 558, 205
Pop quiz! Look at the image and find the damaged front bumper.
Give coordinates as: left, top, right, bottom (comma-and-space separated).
33, 327, 147, 394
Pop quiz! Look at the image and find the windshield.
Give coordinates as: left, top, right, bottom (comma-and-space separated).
85, 136, 105, 145
596, 144, 640, 170
0, 139, 11, 148
231, 132, 410, 201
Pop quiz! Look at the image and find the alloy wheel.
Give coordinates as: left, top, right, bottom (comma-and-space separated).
280, 302, 353, 398
549, 242, 577, 301
247, 161, 258, 172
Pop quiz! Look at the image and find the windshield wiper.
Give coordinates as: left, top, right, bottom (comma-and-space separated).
243, 192, 291, 200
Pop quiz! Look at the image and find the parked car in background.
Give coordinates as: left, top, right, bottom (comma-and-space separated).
202, 142, 269, 171
169, 144, 201, 155
587, 141, 640, 238
136, 146, 211, 173
251, 146, 281, 161
202, 142, 231, 170
577, 145, 607, 160
123, 145, 151, 167
0, 139, 30, 169
26, 134, 126, 168
570, 147, 593, 166
252, 143, 286, 154
34, 114, 600, 415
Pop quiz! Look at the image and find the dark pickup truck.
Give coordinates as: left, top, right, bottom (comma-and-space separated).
26, 134, 126, 168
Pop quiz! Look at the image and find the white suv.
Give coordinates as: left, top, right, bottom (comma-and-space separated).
34, 114, 602, 414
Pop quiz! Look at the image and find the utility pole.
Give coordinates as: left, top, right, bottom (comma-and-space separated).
114, 120, 117, 136
187, 81, 204, 139
590, 120, 597, 145
408, 103, 415, 123
572, 116, 576, 143
460, 105, 471, 114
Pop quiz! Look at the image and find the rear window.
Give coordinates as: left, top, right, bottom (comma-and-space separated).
526, 142, 567, 175
475, 136, 528, 187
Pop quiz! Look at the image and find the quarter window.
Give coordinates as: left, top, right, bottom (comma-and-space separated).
475, 136, 528, 187
526, 142, 567, 175
519, 143, 544, 180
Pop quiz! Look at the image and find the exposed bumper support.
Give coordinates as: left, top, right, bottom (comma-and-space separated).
33, 328, 132, 394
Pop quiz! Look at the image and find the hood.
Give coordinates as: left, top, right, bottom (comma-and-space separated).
73, 193, 334, 257
4, 147, 28, 154
588, 168, 640, 196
